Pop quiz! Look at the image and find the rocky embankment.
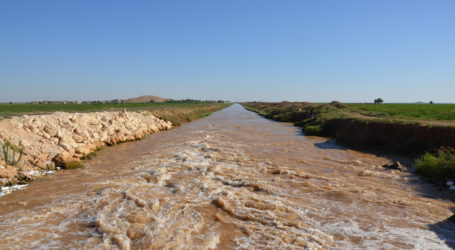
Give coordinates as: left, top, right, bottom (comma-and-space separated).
0, 111, 173, 186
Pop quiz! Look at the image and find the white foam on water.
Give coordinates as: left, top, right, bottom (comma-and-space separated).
0, 184, 28, 197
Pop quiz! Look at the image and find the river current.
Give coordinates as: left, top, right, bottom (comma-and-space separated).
0, 104, 454, 249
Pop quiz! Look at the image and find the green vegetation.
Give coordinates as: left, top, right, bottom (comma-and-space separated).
302, 124, 323, 135
150, 103, 231, 126
243, 102, 455, 183
1, 141, 24, 166
80, 151, 97, 160
373, 98, 384, 104
346, 103, 455, 121
415, 148, 455, 182
244, 102, 455, 139
0, 101, 224, 117
244, 102, 347, 136
63, 160, 84, 169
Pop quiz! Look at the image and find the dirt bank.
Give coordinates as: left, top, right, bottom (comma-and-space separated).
323, 118, 455, 154
0, 110, 173, 186
243, 102, 455, 155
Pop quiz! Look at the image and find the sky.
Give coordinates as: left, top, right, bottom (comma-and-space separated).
0, 0, 454, 103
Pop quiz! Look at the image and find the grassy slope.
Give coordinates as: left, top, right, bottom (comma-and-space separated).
150, 103, 231, 126
243, 102, 455, 182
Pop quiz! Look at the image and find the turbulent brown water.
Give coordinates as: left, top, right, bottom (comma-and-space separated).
0, 104, 454, 249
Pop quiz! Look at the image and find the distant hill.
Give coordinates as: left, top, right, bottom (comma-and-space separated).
124, 95, 169, 103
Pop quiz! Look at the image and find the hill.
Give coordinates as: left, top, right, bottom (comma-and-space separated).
124, 95, 168, 103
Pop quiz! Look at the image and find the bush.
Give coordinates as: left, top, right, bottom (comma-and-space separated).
330, 101, 346, 109
63, 160, 84, 169
303, 125, 323, 135
159, 115, 181, 126
415, 147, 455, 182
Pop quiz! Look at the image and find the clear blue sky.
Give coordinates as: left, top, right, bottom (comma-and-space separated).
1, 0, 454, 103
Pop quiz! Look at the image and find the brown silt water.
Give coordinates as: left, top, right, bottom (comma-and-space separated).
0, 104, 454, 249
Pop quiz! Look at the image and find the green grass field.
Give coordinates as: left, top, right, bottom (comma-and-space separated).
346, 104, 455, 121
0, 101, 218, 116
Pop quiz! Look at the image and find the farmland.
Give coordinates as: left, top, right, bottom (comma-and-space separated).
0, 101, 223, 117
346, 103, 455, 121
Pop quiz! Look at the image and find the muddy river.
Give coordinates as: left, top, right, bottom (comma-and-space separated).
0, 104, 454, 249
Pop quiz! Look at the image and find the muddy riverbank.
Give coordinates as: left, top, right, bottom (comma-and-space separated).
0, 104, 454, 249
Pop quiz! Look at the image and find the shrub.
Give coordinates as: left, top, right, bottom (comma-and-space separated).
415, 147, 455, 182
330, 101, 346, 109
159, 115, 181, 126
1, 140, 24, 166
303, 125, 323, 135
63, 160, 84, 169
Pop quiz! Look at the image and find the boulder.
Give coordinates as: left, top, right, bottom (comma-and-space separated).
73, 127, 83, 136
16, 170, 36, 183
46, 161, 56, 170
382, 161, 406, 172
75, 146, 91, 156
52, 152, 77, 168
0, 165, 17, 179
59, 143, 75, 153
60, 135, 76, 145
51, 137, 59, 144
31, 154, 51, 170
69, 115, 77, 123
56, 128, 65, 138
73, 134, 84, 143
43, 124, 58, 137
20, 139, 31, 148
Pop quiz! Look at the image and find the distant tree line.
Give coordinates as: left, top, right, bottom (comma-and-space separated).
5, 99, 228, 104
164, 99, 226, 103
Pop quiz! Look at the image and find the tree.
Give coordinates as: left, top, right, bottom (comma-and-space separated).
429, 101, 434, 104
374, 98, 383, 104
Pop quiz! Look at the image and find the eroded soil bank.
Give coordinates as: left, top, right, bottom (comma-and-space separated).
243, 102, 455, 154
0, 104, 454, 249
